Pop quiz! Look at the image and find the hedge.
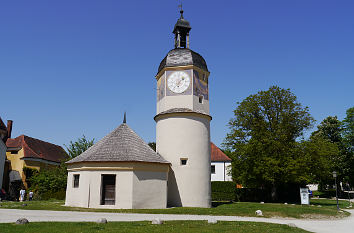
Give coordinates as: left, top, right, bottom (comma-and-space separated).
211, 181, 236, 201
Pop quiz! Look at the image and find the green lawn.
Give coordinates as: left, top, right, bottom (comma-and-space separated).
0, 198, 351, 219
0, 221, 310, 233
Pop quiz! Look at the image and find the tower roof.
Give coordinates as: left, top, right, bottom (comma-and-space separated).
67, 123, 169, 164
173, 10, 191, 34
157, 48, 208, 75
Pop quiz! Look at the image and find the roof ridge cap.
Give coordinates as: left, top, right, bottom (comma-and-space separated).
23, 135, 62, 148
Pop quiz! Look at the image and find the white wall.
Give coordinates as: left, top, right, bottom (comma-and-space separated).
211, 161, 232, 181
65, 162, 168, 209
132, 170, 167, 209
156, 114, 211, 208
65, 170, 134, 209
0, 140, 6, 189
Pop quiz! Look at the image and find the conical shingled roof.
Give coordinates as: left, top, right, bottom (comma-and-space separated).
67, 123, 169, 164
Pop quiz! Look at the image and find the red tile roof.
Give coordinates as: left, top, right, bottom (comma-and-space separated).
211, 142, 231, 162
6, 135, 69, 163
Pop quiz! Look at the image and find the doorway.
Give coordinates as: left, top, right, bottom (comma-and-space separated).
100, 174, 116, 205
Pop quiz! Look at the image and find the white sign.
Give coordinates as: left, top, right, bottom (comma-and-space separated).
300, 188, 309, 205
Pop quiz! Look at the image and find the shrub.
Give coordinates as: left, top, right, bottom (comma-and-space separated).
28, 163, 67, 198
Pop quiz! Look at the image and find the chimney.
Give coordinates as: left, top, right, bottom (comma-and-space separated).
7, 120, 13, 139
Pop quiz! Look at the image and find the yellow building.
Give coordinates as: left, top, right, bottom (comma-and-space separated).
5, 135, 68, 189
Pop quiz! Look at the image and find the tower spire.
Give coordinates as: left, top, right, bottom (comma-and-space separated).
173, 6, 191, 49
123, 112, 126, 124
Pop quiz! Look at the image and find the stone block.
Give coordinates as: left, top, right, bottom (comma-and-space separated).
16, 218, 29, 225
255, 210, 263, 216
96, 218, 107, 224
152, 218, 164, 225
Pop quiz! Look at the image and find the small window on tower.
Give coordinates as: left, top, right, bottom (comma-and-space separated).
199, 95, 203, 103
180, 158, 188, 166
73, 174, 80, 188
211, 165, 216, 174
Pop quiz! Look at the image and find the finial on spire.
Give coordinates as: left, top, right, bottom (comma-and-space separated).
178, 4, 184, 19
123, 112, 126, 124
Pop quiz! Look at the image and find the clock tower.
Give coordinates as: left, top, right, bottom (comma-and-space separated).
155, 9, 211, 208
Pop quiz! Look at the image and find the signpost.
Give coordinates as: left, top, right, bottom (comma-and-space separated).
300, 188, 309, 205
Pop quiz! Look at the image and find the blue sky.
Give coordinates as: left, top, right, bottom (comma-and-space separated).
1, 0, 353, 148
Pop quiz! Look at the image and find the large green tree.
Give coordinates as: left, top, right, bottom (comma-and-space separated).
224, 86, 316, 200
312, 112, 354, 188
311, 116, 343, 173
65, 135, 95, 158
343, 107, 354, 152
342, 107, 354, 186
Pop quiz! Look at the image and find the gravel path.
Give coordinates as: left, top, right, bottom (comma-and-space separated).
0, 208, 353, 233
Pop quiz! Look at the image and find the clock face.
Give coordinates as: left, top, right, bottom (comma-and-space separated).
167, 71, 190, 93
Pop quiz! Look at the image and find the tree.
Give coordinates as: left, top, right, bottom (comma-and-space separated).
311, 116, 342, 143
343, 107, 354, 152
65, 135, 95, 158
148, 142, 156, 151
311, 116, 343, 174
224, 86, 315, 201
342, 107, 354, 186
312, 113, 354, 189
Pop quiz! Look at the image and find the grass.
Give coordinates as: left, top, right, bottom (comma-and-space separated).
0, 221, 310, 233
0, 198, 351, 219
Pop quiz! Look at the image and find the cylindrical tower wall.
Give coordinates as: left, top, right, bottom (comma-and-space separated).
156, 114, 211, 207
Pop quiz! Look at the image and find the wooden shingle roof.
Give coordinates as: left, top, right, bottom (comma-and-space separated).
67, 123, 169, 164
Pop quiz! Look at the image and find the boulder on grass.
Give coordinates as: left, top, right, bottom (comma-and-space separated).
152, 218, 163, 225
96, 218, 107, 224
255, 210, 263, 216
16, 218, 29, 225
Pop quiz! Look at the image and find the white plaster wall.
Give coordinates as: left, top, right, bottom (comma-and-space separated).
211, 161, 232, 181
156, 115, 211, 207
192, 96, 209, 115
65, 169, 134, 209
0, 140, 6, 189
65, 171, 90, 207
157, 95, 193, 114
132, 170, 167, 209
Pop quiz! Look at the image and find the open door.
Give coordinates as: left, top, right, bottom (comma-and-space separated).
101, 175, 116, 205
